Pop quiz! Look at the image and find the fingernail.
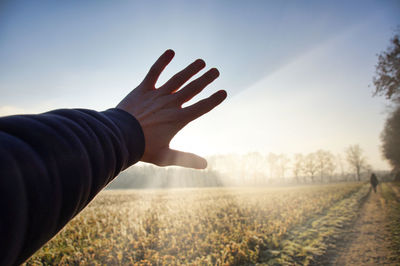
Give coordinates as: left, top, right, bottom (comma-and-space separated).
195, 59, 206, 68
198, 159, 207, 169
217, 90, 227, 100
165, 49, 175, 57
209, 68, 220, 78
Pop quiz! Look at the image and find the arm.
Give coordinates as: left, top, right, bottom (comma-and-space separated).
0, 50, 226, 265
0, 108, 145, 265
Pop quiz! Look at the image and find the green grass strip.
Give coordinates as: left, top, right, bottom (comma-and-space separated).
263, 184, 369, 265
381, 182, 400, 262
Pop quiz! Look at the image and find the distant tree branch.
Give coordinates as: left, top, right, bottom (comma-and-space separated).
373, 32, 400, 103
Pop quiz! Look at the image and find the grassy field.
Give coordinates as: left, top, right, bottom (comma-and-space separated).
380, 182, 400, 259
24, 183, 369, 265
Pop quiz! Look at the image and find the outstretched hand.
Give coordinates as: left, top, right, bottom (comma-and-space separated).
117, 50, 227, 169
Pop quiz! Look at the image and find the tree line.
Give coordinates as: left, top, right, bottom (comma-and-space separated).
373, 29, 400, 181
207, 144, 375, 185
107, 144, 383, 189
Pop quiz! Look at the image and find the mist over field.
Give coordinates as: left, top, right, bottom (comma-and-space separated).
108, 150, 392, 190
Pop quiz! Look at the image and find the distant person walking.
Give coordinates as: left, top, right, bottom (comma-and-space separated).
370, 173, 379, 193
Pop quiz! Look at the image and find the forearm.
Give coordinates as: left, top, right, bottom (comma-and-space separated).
0, 108, 144, 265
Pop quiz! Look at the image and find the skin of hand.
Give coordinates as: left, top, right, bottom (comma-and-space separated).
116, 50, 227, 169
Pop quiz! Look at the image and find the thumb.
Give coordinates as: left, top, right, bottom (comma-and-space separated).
160, 149, 207, 169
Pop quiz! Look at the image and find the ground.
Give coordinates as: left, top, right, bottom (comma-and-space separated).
333, 184, 400, 265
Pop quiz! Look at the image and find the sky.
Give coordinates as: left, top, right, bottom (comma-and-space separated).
1, 0, 399, 170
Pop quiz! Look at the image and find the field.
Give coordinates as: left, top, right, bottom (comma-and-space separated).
24, 183, 377, 265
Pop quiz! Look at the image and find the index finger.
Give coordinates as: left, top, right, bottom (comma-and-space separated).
141, 49, 175, 87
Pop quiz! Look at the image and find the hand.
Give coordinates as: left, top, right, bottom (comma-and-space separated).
116, 50, 227, 169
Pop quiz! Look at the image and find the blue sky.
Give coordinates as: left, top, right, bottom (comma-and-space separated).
1, 0, 399, 169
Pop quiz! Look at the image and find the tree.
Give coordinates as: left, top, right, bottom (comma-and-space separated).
267, 153, 279, 180
303, 153, 318, 183
277, 154, 290, 179
381, 105, 400, 181
292, 153, 304, 183
315, 150, 334, 182
335, 154, 346, 181
346, 145, 367, 181
243, 152, 266, 184
373, 30, 400, 182
325, 157, 336, 182
373, 32, 400, 103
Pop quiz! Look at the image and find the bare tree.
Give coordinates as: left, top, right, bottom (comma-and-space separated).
292, 153, 304, 183
267, 153, 279, 181
315, 150, 334, 182
373, 31, 400, 103
244, 152, 266, 184
277, 154, 290, 179
303, 153, 318, 183
335, 154, 346, 181
346, 144, 367, 181
325, 155, 336, 182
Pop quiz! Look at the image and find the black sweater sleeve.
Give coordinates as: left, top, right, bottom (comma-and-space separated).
0, 108, 145, 265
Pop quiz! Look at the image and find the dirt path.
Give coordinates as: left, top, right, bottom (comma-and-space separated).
333, 186, 396, 265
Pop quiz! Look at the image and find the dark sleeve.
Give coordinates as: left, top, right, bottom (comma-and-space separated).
0, 108, 145, 265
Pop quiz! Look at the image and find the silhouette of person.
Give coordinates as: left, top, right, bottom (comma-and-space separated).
0, 50, 227, 265
370, 173, 379, 193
